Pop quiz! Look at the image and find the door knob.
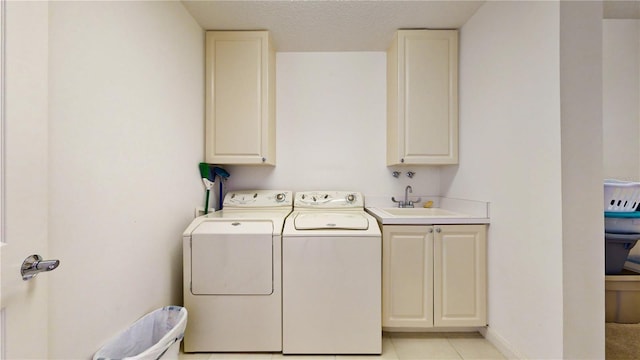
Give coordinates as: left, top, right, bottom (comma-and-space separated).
21, 254, 60, 281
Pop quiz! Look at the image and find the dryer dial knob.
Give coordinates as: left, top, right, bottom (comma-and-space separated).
346, 194, 356, 203
276, 193, 286, 202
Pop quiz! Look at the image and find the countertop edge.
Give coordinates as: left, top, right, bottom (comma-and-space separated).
373, 217, 491, 225
365, 207, 491, 225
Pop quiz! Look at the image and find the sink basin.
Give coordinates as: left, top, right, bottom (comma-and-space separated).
380, 207, 468, 217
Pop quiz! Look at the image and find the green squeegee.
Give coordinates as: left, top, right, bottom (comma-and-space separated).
198, 163, 215, 215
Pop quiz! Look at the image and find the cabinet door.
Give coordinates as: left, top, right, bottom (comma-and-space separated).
387, 30, 458, 165
382, 225, 433, 328
205, 31, 275, 165
433, 225, 487, 327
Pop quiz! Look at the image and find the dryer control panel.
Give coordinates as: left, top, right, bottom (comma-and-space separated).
294, 191, 363, 209
223, 190, 292, 209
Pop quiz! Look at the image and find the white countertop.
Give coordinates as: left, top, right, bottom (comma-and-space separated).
365, 196, 490, 225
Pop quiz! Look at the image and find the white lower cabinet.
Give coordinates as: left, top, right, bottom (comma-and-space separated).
382, 224, 487, 329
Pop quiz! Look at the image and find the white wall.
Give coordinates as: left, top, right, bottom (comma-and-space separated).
443, 2, 564, 358
47, 2, 204, 358
559, 2, 604, 358
603, 20, 640, 181
221, 52, 441, 203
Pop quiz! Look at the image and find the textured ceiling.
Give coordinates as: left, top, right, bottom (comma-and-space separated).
181, 0, 485, 52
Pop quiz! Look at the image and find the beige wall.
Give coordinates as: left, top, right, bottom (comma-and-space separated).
38, 1, 608, 358
47, 2, 204, 358
604, 20, 640, 259
603, 20, 640, 181
559, 2, 604, 358
446, 1, 606, 359
444, 2, 564, 358
226, 51, 441, 200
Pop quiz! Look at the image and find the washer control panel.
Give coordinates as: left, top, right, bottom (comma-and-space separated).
294, 191, 363, 209
223, 190, 292, 208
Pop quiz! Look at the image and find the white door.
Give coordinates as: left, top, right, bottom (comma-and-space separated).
0, 1, 51, 358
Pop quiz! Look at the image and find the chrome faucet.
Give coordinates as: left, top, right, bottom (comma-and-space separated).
405, 185, 413, 205
392, 185, 421, 208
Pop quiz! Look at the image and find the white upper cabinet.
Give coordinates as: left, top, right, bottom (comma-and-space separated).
387, 30, 459, 165
205, 31, 276, 165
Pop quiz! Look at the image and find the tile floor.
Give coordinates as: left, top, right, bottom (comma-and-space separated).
179, 332, 506, 360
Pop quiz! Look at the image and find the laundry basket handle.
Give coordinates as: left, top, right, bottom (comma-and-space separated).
154, 333, 184, 360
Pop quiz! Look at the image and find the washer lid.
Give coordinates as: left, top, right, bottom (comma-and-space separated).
294, 212, 369, 230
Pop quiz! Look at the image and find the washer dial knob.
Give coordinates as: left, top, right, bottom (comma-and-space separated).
276, 193, 286, 202
346, 194, 356, 203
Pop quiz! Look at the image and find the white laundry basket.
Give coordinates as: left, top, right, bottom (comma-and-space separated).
93, 306, 187, 360
604, 179, 640, 212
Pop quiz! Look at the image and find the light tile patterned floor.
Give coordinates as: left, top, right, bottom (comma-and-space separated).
179, 333, 506, 360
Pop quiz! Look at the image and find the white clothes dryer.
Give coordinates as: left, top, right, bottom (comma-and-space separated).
182, 190, 292, 352
282, 191, 381, 355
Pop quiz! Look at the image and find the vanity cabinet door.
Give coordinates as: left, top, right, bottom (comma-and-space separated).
382, 225, 433, 328
387, 30, 458, 165
433, 225, 487, 327
205, 31, 276, 165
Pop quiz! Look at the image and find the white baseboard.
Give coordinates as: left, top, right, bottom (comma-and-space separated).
480, 326, 527, 360
383, 326, 483, 333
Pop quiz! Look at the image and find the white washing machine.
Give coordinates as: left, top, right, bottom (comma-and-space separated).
282, 191, 381, 355
182, 190, 292, 352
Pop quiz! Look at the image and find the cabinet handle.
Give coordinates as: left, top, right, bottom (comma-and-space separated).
401, 158, 405, 163
435, 228, 441, 233
428, 228, 433, 233
262, 157, 266, 162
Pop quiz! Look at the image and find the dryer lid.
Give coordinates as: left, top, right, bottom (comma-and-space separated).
294, 212, 369, 230
193, 220, 274, 235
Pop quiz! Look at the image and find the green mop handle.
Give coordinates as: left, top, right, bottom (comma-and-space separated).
204, 189, 210, 215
